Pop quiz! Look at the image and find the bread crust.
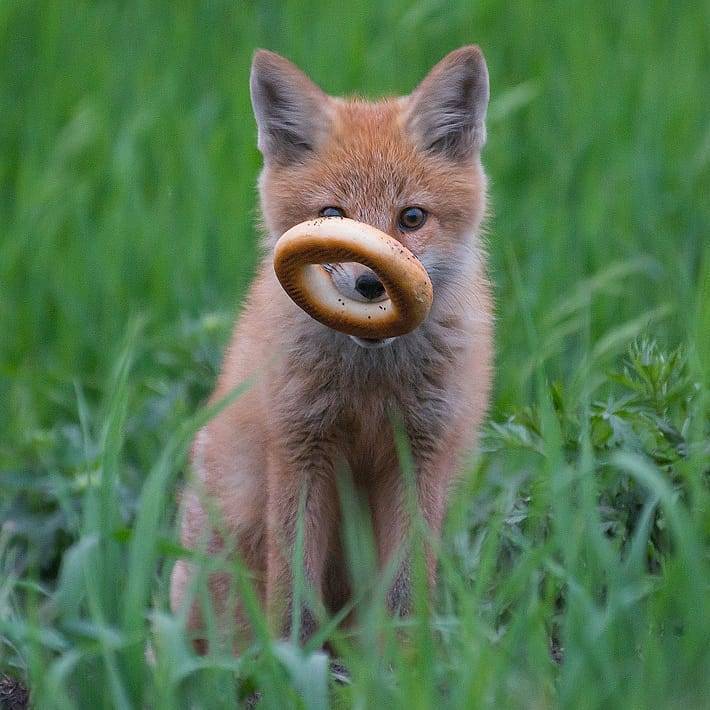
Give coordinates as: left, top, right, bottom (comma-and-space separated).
273, 217, 433, 338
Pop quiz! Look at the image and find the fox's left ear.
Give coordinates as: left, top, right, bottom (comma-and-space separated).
405, 46, 489, 160
250, 50, 333, 165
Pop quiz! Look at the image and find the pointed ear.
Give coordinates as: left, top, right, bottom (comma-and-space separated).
404, 46, 489, 160
250, 50, 332, 165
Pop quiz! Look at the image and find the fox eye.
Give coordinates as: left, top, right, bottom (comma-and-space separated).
320, 206, 345, 218
398, 206, 427, 231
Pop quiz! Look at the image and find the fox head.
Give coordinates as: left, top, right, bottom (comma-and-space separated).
250, 46, 489, 348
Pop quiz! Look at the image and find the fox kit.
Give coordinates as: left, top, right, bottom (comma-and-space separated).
171, 46, 493, 649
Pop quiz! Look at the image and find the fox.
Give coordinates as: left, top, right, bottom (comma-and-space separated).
170, 45, 494, 650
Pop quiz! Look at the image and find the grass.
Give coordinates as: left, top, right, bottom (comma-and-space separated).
1, 0, 709, 707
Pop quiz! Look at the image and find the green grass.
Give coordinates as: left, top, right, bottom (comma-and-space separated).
1, 0, 709, 707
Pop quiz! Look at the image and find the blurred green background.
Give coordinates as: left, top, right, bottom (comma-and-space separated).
0, 2, 709, 706
2, 0, 708, 427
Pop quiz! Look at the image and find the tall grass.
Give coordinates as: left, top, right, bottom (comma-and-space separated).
1, 1, 708, 707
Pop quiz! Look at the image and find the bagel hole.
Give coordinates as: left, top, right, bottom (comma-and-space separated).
321, 261, 390, 304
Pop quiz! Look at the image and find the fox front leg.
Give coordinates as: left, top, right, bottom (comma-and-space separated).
370, 444, 458, 617
265, 442, 338, 642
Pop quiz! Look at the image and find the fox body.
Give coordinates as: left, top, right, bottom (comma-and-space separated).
171, 46, 494, 647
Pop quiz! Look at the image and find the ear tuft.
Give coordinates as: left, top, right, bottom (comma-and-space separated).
250, 50, 332, 164
405, 46, 489, 160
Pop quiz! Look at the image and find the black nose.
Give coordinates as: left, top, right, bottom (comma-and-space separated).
355, 273, 386, 300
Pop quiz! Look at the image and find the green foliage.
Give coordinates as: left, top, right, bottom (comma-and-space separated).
1, 0, 709, 708
487, 339, 706, 562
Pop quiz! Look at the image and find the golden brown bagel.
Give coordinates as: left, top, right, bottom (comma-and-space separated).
273, 217, 433, 339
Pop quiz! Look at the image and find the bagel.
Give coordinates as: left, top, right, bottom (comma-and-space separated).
273, 217, 433, 339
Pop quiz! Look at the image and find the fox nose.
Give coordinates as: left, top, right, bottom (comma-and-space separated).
355, 273, 386, 300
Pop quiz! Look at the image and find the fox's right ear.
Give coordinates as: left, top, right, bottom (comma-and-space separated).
250, 50, 332, 165
405, 46, 489, 160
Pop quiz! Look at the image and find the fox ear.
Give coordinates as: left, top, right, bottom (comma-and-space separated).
250, 50, 332, 164
405, 46, 489, 160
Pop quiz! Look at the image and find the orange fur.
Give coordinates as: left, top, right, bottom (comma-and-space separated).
170, 46, 494, 649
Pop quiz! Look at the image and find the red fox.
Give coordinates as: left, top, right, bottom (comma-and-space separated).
171, 46, 494, 649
